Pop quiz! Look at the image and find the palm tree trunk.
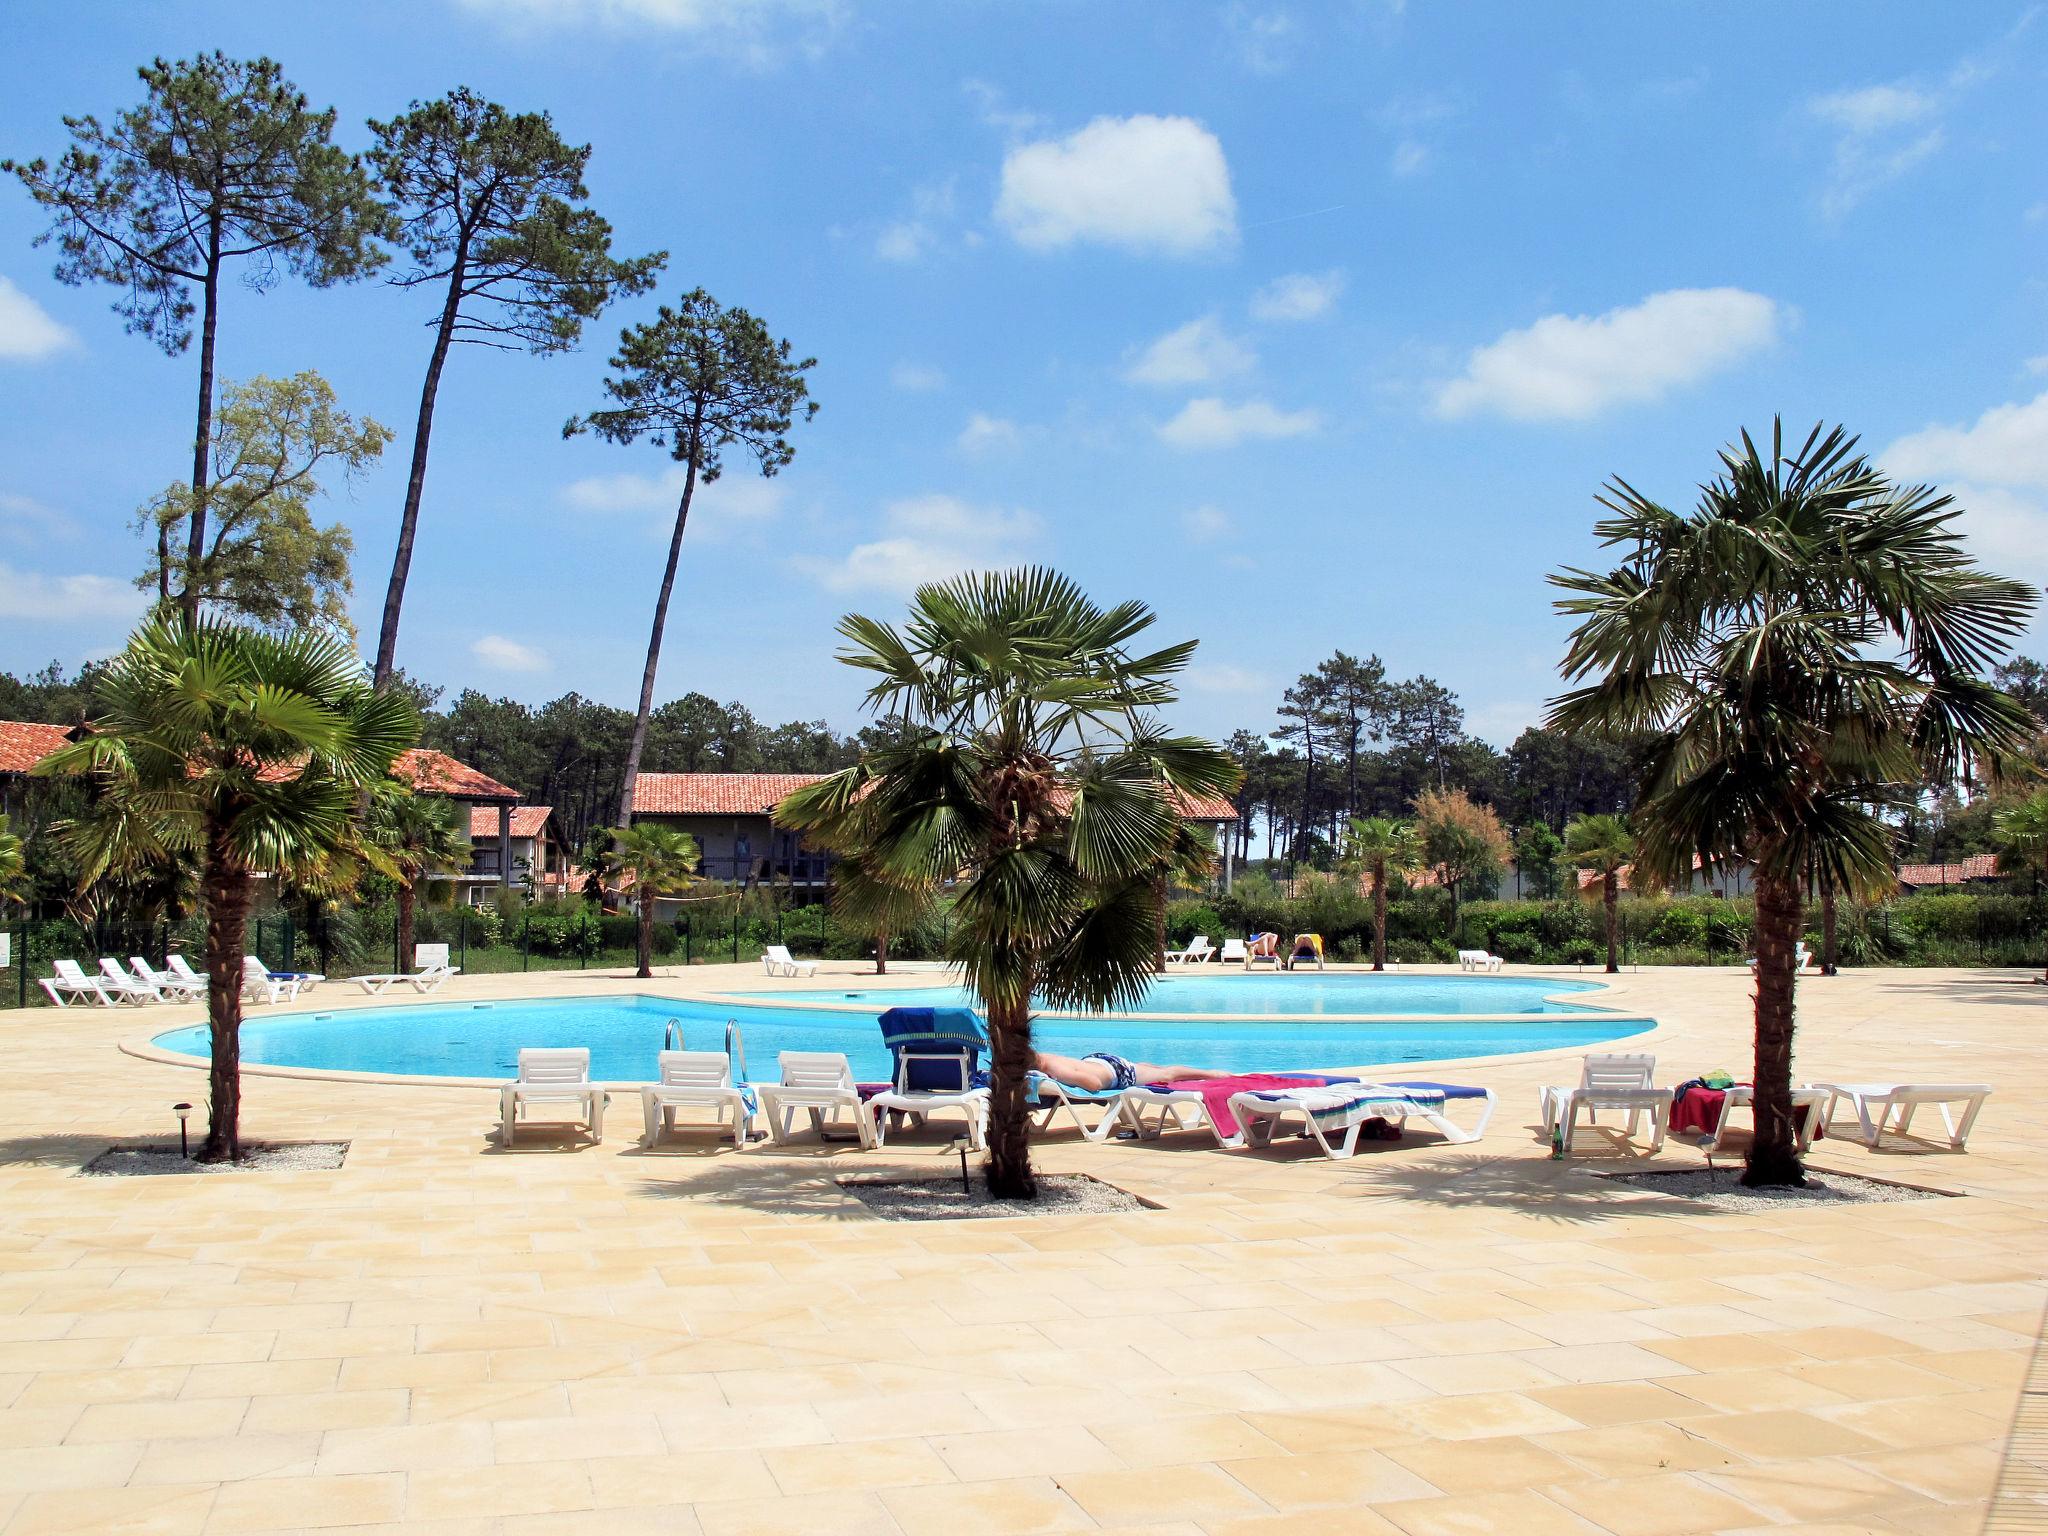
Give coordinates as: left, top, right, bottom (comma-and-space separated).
1745, 867, 1806, 1187
199, 821, 249, 1162
875, 929, 888, 976
1820, 874, 1838, 976
616, 434, 703, 828
1603, 874, 1619, 974
636, 891, 654, 979
397, 883, 417, 974
374, 257, 466, 689
1153, 870, 1168, 973
1372, 860, 1387, 972
983, 989, 1036, 1200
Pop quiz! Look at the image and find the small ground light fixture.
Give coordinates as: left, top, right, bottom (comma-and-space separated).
173, 1102, 193, 1158
949, 1136, 971, 1195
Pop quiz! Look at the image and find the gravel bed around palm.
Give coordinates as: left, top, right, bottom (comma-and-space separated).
838, 1172, 1150, 1219
1606, 1166, 1946, 1208
81, 1142, 349, 1176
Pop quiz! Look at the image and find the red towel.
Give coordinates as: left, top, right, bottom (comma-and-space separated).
1669, 1083, 1824, 1141
1154, 1073, 1333, 1138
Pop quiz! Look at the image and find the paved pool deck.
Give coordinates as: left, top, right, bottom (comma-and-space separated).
0, 962, 2041, 1535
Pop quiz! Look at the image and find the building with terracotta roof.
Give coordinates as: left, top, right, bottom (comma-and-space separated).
1896, 853, 2003, 890
462, 804, 576, 901
626, 771, 1243, 897
0, 721, 75, 818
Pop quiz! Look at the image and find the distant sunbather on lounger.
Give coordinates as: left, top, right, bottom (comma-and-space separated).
1033, 1051, 1235, 1092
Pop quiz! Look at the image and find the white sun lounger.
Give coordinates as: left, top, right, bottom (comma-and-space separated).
757, 1051, 875, 1148
356, 942, 460, 995
640, 1049, 757, 1149
1229, 1083, 1480, 1158
240, 955, 303, 1005
1457, 949, 1503, 972
1165, 935, 1214, 965
1813, 1082, 1992, 1151
867, 1050, 989, 1151
130, 956, 204, 1002
1539, 1053, 1670, 1155
166, 955, 208, 991
1219, 937, 1249, 965
1096, 1084, 1246, 1148
499, 1047, 606, 1147
39, 958, 114, 1008
96, 957, 163, 1005
1026, 1073, 1124, 1138
1246, 934, 1282, 970
1747, 942, 1817, 974
1690, 1085, 1829, 1160
761, 944, 818, 978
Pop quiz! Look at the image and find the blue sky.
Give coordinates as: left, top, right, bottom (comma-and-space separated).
3, 0, 2047, 745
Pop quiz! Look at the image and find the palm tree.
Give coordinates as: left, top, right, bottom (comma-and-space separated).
1561, 813, 1637, 974
366, 782, 467, 971
609, 822, 701, 978
0, 816, 24, 910
1993, 789, 2048, 982
1341, 817, 1419, 971
778, 569, 1240, 1199
37, 615, 416, 1159
1550, 420, 2037, 1186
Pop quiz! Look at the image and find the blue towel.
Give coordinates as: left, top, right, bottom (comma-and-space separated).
878, 1007, 987, 1093
1382, 1079, 1488, 1100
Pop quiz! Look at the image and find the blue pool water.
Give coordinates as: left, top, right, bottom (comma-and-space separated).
152, 992, 1645, 1083
739, 973, 1606, 1017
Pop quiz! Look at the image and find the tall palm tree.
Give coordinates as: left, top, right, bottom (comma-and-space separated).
777, 569, 1240, 1199
1341, 817, 1419, 971
609, 822, 700, 978
366, 782, 467, 971
0, 815, 24, 910
1550, 420, 2037, 1186
1993, 790, 2048, 982
1561, 813, 1637, 974
37, 615, 416, 1159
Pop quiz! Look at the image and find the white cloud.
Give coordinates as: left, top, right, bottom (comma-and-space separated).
451, 0, 842, 53
1158, 397, 1321, 450
1885, 390, 2048, 490
1183, 505, 1231, 542
1389, 140, 1431, 178
791, 494, 1041, 596
560, 468, 786, 540
1378, 94, 1457, 179
0, 277, 76, 361
956, 413, 1022, 454
0, 492, 76, 542
1433, 287, 1783, 423
1250, 270, 1343, 322
873, 179, 957, 264
470, 634, 549, 673
0, 564, 143, 623
1123, 316, 1255, 387
1184, 662, 1269, 694
1937, 483, 2048, 586
996, 114, 1237, 256
962, 79, 1045, 138
1223, 6, 1296, 74
890, 361, 947, 392
1810, 83, 1936, 135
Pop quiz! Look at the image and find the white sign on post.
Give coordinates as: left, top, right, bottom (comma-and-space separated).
0, 932, 10, 969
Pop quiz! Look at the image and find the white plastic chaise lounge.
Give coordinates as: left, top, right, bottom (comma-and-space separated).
1165, 935, 1214, 965
1812, 1082, 1993, 1151
868, 1008, 990, 1151
1747, 942, 1817, 975
166, 955, 208, 993
756, 1051, 875, 1148
499, 1047, 606, 1147
1691, 1085, 1829, 1161
1229, 1082, 1484, 1158
240, 955, 304, 1005
39, 959, 114, 1008
761, 945, 818, 978
1026, 1072, 1125, 1138
1538, 1052, 1673, 1155
640, 1049, 757, 1149
1457, 949, 1504, 972
94, 957, 164, 1005
1219, 937, 1250, 965
130, 956, 204, 1002
356, 942, 461, 995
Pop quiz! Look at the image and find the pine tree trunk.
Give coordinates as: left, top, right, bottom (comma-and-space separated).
397, 883, 417, 974
375, 259, 466, 689
636, 891, 654, 979
181, 240, 223, 621
983, 990, 1036, 1199
1372, 860, 1387, 971
617, 439, 702, 827
1603, 874, 1620, 974
1745, 867, 1807, 1187
199, 822, 250, 1162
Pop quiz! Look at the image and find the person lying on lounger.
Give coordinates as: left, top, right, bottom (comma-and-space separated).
1032, 1051, 1235, 1092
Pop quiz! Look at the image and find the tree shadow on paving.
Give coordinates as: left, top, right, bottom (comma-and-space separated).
1865, 973, 2048, 1010
630, 1165, 877, 1220
0, 1132, 122, 1170
1334, 1150, 1715, 1226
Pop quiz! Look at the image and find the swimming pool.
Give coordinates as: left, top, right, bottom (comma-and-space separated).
739, 973, 1606, 1016
150, 992, 1647, 1083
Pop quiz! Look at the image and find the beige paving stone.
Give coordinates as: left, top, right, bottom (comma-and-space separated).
1683, 1407, 1894, 1460
1531, 1419, 1743, 1479
315, 1422, 495, 1475
1222, 1447, 1441, 1509
1086, 1412, 1289, 1467
1538, 1471, 1764, 1536
1383, 1434, 1581, 1493
7, 1483, 216, 1536
207, 1471, 404, 1530
881, 1473, 1096, 1533
131, 1431, 320, 1484
0, 1440, 147, 1492
692, 1489, 898, 1536
1525, 1381, 1705, 1427
761, 1435, 953, 1494
240, 1388, 409, 1434
404, 1461, 596, 1521
1377, 1488, 1608, 1535
583, 1450, 780, 1507
66, 1395, 248, 1444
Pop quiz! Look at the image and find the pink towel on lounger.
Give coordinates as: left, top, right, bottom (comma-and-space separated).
1154, 1074, 1333, 1138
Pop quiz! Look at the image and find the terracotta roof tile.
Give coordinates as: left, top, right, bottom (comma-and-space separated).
0, 720, 72, 775
468, 804, 552, 839
393, 748, 519, 801
631, 771, 1240, 821
1897, 854, 2001, 886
